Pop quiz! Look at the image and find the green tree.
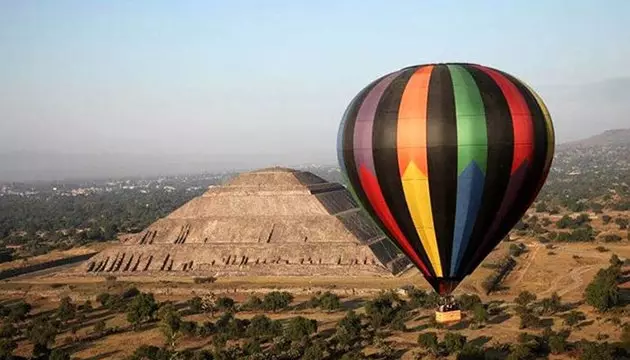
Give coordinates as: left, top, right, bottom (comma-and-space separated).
335, 310, 362, 350
515, 291, 537, 307
57, 296, 77, 323
417, 332, 439, 355
82, 300, 93, 313
216, 296, 235, 312
443, 332, 467, 354
364, 291, 407, 329
564, 310, 586, 327
319, 291, 342, 311
8, 300, 31, 322
246, 314, 282, 340
472, 303, 488, 325
93, 319, 106, 334
241, 295, 263, 311
262, 291, 294, 312
578, 341, 615, 360
96, 292, 111, 307
303, 341, 326, 360
0, 338, 17, 359
538, 292, 562, 315
126, 292, 158, 328
518, 310, 541, 329
585, 267, 620, 311
157, 303, 181, 348
26, 317, 58, 357
546, 329, 570, 354
0, 322, 17, 338
457, 294, 482, 311
284, 316, 317, 341
186, 296, 203, 314
50, 349, 71, 360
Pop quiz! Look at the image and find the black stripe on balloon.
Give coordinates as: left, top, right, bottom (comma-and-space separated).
488, 71, 549, 248
426, 64, 457, 277
340, 74, 406, 265
371, 66, 437, 278
457, 64, 514, 277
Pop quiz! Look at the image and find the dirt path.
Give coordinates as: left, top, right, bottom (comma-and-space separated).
512, 242, 542, 285
541, 265, 596, 297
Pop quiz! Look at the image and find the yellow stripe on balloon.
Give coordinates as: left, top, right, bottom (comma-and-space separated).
401, 161, 443, 276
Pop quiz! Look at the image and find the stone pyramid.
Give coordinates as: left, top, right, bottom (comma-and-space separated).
82, 167, 410, 277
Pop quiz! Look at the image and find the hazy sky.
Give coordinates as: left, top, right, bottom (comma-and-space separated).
1, 1, 629, 170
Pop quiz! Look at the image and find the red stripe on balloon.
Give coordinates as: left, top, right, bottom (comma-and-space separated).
358, 166, 431, 277
473, 66, 534, 174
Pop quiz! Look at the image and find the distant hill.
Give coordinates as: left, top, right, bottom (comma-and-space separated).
560, 128, 630, 149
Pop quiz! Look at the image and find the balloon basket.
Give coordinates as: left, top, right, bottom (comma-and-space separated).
435, 308, 462, 324
435, 295, 461, 324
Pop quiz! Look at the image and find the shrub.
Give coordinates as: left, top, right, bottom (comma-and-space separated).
7, 301, 32, 321
518, 311, 541, 329
319, 291, 342, 311
457, 294, 482, 311
262, 291, 294, 312
186, 296, 203, 314
126, 292, 158, 327
96, 292, 111, 307
547, 330, 569, 354
443, 332, 467, 354
193, 276, 216, 284
241, 295, 263, 311
538, 292, 562, 315
602, 234, 622, 243
364, 291, 407, 329
216, 296, 236, 311
303, 341, 326, 360
122, 287, 140, 299
335, 310, 362, 349
284, 316, 317, 341
417, 332, 439, 354
615, 217, 629, 230
472, 303, 488, 325
515, 291, 537, 307
564, 310, 586, 327
482, 256, 516, 294
585, 266, 620, 311
596, 246, 609, 252
93, 319, 106, 334
246, 314, 282, 340
56, 296, 76, 323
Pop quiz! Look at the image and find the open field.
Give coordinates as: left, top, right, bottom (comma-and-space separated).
2, 234, 630, 359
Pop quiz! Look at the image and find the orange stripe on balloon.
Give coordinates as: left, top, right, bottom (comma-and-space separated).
473, 66, 534, 174
397, 65, 434, 176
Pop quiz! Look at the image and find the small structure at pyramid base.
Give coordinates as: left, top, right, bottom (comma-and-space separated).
81, 167, 411, 278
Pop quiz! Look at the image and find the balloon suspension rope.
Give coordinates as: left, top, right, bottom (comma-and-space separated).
437, 294, 459, 312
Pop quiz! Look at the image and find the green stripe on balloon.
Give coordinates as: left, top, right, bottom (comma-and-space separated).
447, 64, 488, 175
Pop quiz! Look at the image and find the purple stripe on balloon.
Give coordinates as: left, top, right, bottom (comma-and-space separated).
465, 161, 530, 273
353, 72, 401, 174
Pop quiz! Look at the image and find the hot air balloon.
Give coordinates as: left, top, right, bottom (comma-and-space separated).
337, 63, 555, 300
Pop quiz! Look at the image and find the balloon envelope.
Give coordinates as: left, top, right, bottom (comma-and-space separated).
337, 63, 555, 295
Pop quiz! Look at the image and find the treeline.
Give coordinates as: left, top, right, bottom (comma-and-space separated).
0, 188, 204, 258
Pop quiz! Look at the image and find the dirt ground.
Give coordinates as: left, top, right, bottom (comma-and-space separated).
2, 234, 630, 359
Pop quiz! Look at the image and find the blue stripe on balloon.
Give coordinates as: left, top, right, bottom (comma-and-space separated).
450, 161, 485, 275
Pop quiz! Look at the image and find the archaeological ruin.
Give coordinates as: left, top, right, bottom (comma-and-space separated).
81, 167, 411, 277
